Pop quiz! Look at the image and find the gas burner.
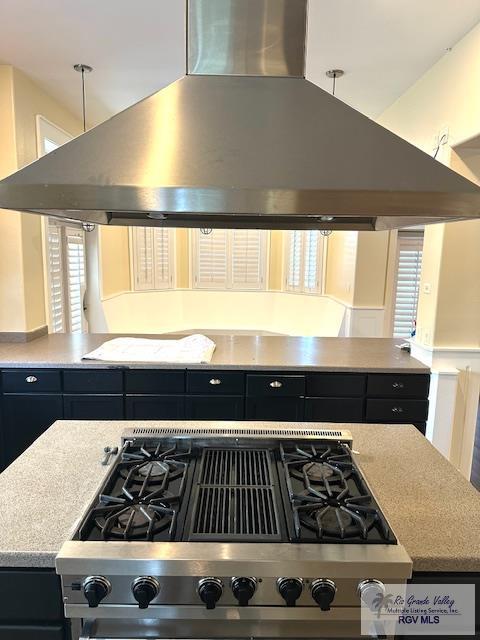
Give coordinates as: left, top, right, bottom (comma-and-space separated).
94, 490, 176, 541
119, 443, 192, 485
302, 461, 335, 482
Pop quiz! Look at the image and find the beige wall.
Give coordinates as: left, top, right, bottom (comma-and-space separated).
324, 231, 357, 305
0, 65, 82, 333
378, 20, 480, 348
100, 227, 131, 298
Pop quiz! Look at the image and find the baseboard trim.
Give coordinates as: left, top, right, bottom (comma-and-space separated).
0, 325, 48, 343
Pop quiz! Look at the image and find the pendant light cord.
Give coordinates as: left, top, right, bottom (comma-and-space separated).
81, 66, 87, 133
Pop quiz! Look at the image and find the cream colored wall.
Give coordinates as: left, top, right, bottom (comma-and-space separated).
99, 227, 131, 298
0, 66, 82, 333
268, 231, 284, 290
324, 231, 357, 305
378, 19, 480, 349
353, 232, 390, 307
0, 66, 27, 332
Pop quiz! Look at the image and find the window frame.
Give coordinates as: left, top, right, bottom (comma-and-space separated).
283, 230, 326, 295
37, 116, 88, 333
190, 229, 269, 291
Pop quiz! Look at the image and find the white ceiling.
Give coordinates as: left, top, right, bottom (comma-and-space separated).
0, 0, 479, 127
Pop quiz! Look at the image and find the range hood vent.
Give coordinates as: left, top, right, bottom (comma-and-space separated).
1, 0, 479, 231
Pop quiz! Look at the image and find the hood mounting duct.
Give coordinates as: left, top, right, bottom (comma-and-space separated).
1, 0, 479, 231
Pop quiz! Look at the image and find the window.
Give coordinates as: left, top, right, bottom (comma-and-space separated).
46, 221, 86, 333
392, 230, 424, 338
284, 230, 325, 294
132, 227, 174, 290
192, 229, 268, 290
37, 116, 86, 333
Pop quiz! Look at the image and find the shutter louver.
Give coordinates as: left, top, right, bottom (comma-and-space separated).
195, 230, 228, 288
47, 222, 66, 333
393, 231, 424, 338
65, 227, 86, 334
154, 228, 172, 288
231, 229, 265, 289
133, 228, 155, 290
285, 230, 323, 294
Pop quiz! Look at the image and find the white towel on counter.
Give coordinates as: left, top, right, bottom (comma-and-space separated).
82, 334, 216, 364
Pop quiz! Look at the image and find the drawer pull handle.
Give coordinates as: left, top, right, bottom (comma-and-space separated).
25, 375, 38, 383
270, 381, 283, 388
392, 382, 405, 389
392, 406, 404, 413
209, 378, 222, 386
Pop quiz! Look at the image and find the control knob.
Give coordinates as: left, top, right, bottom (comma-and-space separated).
198, 578, 223, 610
311, 579, 336, 611
357, 579, 386, 611
132, 576, 160, 609
277, 577, 303, 607
83, 576, 111, 608
231, 577, 257, 606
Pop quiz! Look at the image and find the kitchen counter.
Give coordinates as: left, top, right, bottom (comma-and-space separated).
0, 420, 478, 572
0, 334, 428, 372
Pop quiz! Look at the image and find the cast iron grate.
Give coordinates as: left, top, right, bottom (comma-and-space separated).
188, 448, 282, 541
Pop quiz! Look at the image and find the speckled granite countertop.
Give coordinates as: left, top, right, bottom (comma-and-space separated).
0, 334, 429, 372
0, 420, 478, 572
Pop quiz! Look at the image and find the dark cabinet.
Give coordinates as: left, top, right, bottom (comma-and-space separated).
367, 374, 430, 398
63, 370, 123, 394
187, 371, 244, 395
366, 398, 429, 423
125, 395, 185, 420
305, 397, 364, 422
306, 374, 366, 397
246, 374, 305, 397
0, 626, 66, 640
2, 370, 61, 394
246, 397, 304, 421
125, 370, 185, 394
1, 394, 63, 468
63, 395, 124, 420
186, 395, 244, 420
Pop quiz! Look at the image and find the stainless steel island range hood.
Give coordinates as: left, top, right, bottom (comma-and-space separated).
1, 0, 480, 231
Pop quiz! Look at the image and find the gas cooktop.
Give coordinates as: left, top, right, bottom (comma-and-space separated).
76, 439, 395, 545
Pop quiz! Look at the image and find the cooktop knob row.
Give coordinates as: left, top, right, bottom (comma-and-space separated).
132, 576, 160, 609
198, 577, 224, 610
82, 576, 111, 608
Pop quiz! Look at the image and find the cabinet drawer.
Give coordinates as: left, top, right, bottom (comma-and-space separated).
246, 374, 305, 397
305, 398, 364, 422
366, 399, 429, 423
367, 374, 430, 398
246, 397, 304, 421
125, 395, 185, 420
63, 395, 124, 420
63, 369, 123, 394
306, 374, 366, 397
125, 370, 185, 394
2, 370, 61, 393
187, 371, 244, 394
185, 395, 244, 420
0, 570, 63, 622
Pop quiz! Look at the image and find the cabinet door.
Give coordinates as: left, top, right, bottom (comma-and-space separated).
185, 395, 244, 420
245, 397, 304, 421
2, 394, 63, 468
63, 395, 124, 420
125, 396, 185, 420
304, 398, 364, 422
365, 399, 429, 423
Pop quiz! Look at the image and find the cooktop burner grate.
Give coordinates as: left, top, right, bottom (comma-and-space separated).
187, 448, 282, 541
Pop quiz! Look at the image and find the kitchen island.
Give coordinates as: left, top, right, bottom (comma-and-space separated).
0, 335, 431, 470
0, 420, 478, 640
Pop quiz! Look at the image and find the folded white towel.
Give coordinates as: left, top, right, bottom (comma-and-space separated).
83, 334, 216, 364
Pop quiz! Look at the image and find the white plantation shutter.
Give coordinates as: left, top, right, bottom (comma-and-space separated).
65, 227, 86, 333
393, 231, 424, 338
285, 230, 323, 293
194, 230, 228, 288
231, 229, 266, 289
47, 222, 66, 332
193, 229, 267, 290
132, 228, 173, 290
